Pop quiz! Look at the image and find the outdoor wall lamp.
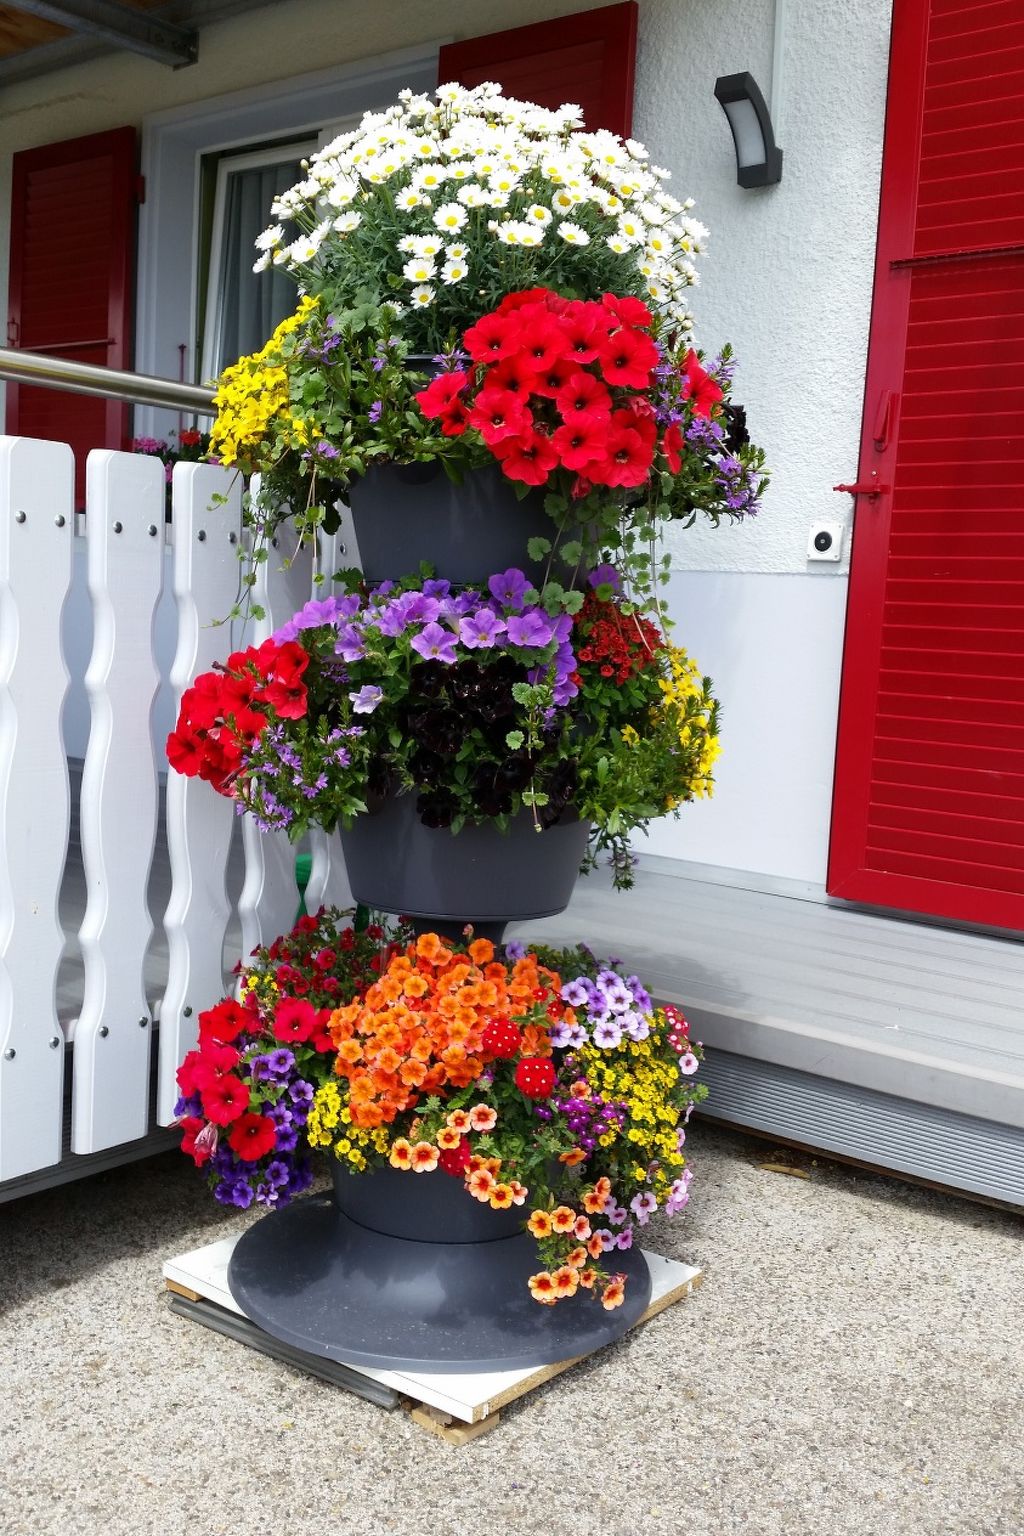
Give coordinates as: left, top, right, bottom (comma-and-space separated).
714, 72, 784, 187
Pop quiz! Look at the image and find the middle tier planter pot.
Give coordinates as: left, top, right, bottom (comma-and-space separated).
339, 791, 591, 942
227, 1162, 653, 1372
346, 460, 571, 586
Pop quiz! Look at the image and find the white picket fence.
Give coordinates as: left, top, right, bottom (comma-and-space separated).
0, 437, 354, 1190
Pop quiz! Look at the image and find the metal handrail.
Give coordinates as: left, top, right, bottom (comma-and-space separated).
0, 346, 217, 416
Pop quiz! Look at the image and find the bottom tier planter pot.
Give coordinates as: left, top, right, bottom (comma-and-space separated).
340, 793, 592, 943
227, 1164, 653, 1373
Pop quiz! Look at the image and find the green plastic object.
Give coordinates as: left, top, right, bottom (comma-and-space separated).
294, 853, 312, 920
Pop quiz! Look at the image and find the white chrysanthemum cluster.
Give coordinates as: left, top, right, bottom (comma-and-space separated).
253, 81, 707, 331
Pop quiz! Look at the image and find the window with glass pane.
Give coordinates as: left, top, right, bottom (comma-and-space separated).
201, 142, 315, 380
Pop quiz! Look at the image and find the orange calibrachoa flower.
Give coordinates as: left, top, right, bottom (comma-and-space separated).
328, 934, 562, 1129
528, 1209, 553, 1238
550, 1205, 576, 1234
528, 1272, 558, 1305
601, 1279, 626, 1311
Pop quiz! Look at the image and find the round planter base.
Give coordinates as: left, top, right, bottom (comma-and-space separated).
227, 1195, 652, 1373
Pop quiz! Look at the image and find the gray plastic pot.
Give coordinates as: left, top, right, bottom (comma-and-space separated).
347, 459, 567, 586
340, 793, 591, 939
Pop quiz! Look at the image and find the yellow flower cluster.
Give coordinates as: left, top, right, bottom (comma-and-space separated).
306, 1080, 389, 1171
576, 1034, 686, 1202
208, 296, 320, 471
657, 643, 720, 804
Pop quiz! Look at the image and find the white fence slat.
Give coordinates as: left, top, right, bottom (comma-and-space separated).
71, 451, 165, 1153
157, 463, 242, 1125
305, 525, 354, 914
0, 438, 74, 1180
239, 494, 313, 956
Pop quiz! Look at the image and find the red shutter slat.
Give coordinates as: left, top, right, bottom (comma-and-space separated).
6, 127, 137, 506
437, 3, 638, 137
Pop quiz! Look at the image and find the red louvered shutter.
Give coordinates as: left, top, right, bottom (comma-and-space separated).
828, 0, 1024, 929
6, 127, 137, 507
438, 2, 637, 136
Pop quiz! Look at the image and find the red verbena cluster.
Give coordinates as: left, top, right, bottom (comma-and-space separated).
416, 287, 720, 492
166, 638, 309, 792
573, 591, 664, 686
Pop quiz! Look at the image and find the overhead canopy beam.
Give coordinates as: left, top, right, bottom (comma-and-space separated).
5, 0, 198, 67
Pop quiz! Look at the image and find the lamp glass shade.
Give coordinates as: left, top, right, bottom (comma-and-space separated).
721, 96, 767, 169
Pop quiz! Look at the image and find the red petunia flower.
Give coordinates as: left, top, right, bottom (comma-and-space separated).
176, 1049, 205, 1098
200, 1073, 251, 1126
463, 312, 522, 363
528, 354, 577, 400
601, 292, 654, 329
497, 286, 553, 315
598, 326, 659, 389
494, 428, 560, 486
680, 349, 724, 419
559, 305, 610, 363
227, 1112, 278, 1162
415, 369, 470, 419
590, 422, 654, 488
486, 354, 536, 397
272, 997, 317, 1044
552, 419, 607, 471
438, 399, 470, 437
179, 1116, 214, 1166
662, 421, 684, 474
518, 318, 569, 376
555, 371, 612, 427
197, 998, 250, 1046
166, 726, 206, 778
468, 386, 533, 445
193, 1041, 240, 1092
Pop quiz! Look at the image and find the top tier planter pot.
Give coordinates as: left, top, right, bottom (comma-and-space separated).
346, 460, 567, 586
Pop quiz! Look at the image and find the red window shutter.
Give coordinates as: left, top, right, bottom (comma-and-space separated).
828, 0, 1024, 930
438, 2, 638, 136
6, 127, 137, 506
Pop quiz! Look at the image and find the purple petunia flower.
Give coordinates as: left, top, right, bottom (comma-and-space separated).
421, 579, 451, 599
410, 622, 458, 663
290, 1081, 313, 1108
214, 1177, 254, 1209
592, 1018, 623, 1049
625, 976, 652, 1013
630, 1191, 658, 1226
678, 1051, 700, 1076
459, 608, 507, 649
488, 568, 529, 611
264, 1159, 291, 1189
595, 1228, 618, 1252
623, 1011, 651, 1042
349, 685, 383, 714
268, 1048, 296, 1077
506, 608, 554, 649
604, 1200, 628, 1226
504, 939, 526, 960
604, 981, 634, 1015
274, 1125, 299, 1153
334, 623, 366, 662
547, 1020, 575, 1049
587, 562, 622, 593
616, 1226, 634, 1250
561, 978, 591, 1007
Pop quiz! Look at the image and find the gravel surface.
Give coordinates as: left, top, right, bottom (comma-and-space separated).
1, 1123, 1021, 1536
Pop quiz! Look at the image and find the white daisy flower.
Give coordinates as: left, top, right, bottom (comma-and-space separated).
410, 284, 435, 307
605, 234, 630, 254
616, 212, 647, 245
413, 138, 439, 158
441, 258, 468, 284
556, 221, 590, 245
254, 224, 284, 251
456, 183, 486, 209
413, 163, 447, 191
397, 188, 427, 211
516, 225, 544, 247
496, 223, 521, 245
432, 201, 467, 232
445, 241, 469, 261
252, 252, 271, 273
402, 256, 436, 283
333, 212, 362, 234
446, 161, 474, 181
526, 204, 552, 225
485, 189, 510, 209
410, 234, 444, 258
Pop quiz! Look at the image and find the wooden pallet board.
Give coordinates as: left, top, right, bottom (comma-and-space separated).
164, 1235, 702, 1437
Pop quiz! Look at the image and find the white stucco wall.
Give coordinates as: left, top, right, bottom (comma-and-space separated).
0, 0, 894, 887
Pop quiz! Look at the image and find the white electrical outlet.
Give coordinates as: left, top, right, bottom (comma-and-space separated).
807, 522, 844, 561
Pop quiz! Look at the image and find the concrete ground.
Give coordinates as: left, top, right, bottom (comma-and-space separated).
1, 1123, 1021, 1536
